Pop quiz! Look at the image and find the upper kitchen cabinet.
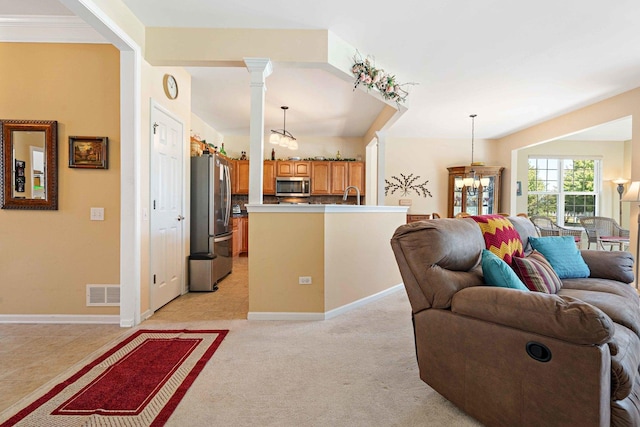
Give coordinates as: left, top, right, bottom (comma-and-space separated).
231, 160, 277, 195
263, 160, 276, 195
232, 160, 250, 195
311, 161, 331, 195
446, 165, 503, 218
277, 160, 310, 177
331, 162, 365, 195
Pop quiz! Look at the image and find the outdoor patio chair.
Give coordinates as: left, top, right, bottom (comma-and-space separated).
578, 216, 630, 250
529, 215, 583, 246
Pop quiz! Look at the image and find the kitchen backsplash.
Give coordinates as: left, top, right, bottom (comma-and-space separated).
231, 194, 363, 210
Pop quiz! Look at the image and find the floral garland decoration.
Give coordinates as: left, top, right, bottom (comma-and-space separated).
352, 51, 415, 104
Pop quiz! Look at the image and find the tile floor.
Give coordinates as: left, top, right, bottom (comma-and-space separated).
0, 256, 249, 413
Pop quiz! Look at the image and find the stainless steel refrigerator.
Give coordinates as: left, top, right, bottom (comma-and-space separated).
189, 153, 232, 291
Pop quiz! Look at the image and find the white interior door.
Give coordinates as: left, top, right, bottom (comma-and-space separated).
150, 104, 184, 311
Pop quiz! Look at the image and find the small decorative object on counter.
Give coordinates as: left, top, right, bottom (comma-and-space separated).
219, 143, 227, 156
336, 150, 342, 160
271, 148, 275, 160
240, 151, 247, 160
190, 136, 202, 157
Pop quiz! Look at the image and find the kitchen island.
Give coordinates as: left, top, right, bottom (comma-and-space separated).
245, 204, 409, 320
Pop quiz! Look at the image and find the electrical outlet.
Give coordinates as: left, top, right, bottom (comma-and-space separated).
90, 207, 105, 221
298, 276, 312, 285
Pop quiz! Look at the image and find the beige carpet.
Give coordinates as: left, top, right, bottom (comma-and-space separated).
2, 290, 481, 426
159, 290, 481, 427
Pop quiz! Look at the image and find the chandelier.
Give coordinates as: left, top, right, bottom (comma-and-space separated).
269, 106, 298, 150
455, 114, 490, 196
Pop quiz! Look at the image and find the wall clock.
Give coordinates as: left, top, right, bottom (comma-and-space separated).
163, 74, 178, 99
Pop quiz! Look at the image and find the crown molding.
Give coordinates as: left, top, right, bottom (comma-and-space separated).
0, 15, 107, 43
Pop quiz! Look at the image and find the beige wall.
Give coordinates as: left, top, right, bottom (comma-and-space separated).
249, 212, 326, 313
324, 212, 403, 311
222, 134, 366, 161
496, 88, 640, 212
0, 43, 120, 315
248, 209, 405, 315
384, 137, 499, 215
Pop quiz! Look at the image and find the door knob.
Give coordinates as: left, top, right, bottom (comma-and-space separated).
177, 215, 185, 221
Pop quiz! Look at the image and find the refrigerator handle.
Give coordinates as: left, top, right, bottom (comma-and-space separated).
224, 164, 231, 227
209, 156, 215, 235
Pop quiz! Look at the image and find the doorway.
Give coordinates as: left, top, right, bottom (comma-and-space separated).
150, 102, 186, 311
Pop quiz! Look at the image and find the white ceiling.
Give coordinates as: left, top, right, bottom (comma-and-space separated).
3, 0, 639, 141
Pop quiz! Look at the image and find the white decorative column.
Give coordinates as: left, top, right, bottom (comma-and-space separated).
375, 131, 387, 206
244, 58, 273, 205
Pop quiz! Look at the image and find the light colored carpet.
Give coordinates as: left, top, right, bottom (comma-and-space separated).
1, 290, 482, 426
159, 290, 481, 427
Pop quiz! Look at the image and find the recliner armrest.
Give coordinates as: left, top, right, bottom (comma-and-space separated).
580, 250, 634, 284
452, 287, 614, 345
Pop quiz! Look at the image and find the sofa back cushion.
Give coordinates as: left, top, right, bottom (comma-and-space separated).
506, 215, 538, 255
391, 219, 485, 313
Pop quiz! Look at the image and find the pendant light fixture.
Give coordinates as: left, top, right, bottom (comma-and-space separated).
270, 106, 298, 150
460, 114, 489, 196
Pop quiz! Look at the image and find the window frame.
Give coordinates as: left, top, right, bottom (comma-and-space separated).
527, 155, 602, 226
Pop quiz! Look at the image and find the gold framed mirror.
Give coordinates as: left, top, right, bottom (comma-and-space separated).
1, 119, 58, 210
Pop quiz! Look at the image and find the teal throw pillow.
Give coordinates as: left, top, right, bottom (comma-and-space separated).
481, 249, 529, 291
529, 236, 590, 279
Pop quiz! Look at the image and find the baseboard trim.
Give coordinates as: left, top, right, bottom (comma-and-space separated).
0, 314, 120, 324
247, 283, 404, 321
140, 309, 153, 321
324, 283, 404, 320
247, 312, 325, 321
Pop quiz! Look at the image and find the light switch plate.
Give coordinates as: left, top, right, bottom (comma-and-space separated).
90, 207, 104, 221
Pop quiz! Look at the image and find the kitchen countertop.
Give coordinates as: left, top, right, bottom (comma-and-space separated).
246, 204, 408, 214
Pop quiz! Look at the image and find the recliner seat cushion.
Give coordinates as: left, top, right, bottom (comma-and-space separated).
562, 278, 640, 304
558, 288, 640, 337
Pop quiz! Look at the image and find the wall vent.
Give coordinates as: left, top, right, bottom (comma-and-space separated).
86, 285, 120, 306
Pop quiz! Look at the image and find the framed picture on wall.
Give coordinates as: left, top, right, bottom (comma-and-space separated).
68, 136, 108, 169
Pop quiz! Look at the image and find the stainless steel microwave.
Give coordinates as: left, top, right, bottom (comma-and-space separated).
275, 177, 311, 197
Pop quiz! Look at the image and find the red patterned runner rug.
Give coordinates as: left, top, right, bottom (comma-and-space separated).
1, 329, 228, 427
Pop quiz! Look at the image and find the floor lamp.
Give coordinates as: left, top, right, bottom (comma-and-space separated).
613, 178, 629, 225
622, 181, 640, 289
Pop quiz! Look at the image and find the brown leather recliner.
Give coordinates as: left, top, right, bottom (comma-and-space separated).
390, 216, 640, 427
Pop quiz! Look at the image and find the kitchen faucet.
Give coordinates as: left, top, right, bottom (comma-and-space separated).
343, 186, 361, 205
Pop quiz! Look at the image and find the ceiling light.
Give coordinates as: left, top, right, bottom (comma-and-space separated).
270, 106, 298, 151
462, 114, 482, 196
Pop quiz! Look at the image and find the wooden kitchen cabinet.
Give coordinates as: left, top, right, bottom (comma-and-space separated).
232, 216, 249, 256
330, 162, 365, 195
311, 162, 331, 195
241, 216, 249, 255
263, 160, 276, 195
232, 217, 242, 256
407, 214, 431, 223
277, 160, 310, 177
348, 162, 365, 195
233, 160, 250, 195
231, 160, 277, 195
446, 165, 503, 218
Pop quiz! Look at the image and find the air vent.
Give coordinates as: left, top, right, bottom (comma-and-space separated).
86, 285, 120, 306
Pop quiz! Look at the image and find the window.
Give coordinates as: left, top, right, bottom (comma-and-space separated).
527, 158, 600, 226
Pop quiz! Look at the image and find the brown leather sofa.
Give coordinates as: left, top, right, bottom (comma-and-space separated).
390, 216, 640, 427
